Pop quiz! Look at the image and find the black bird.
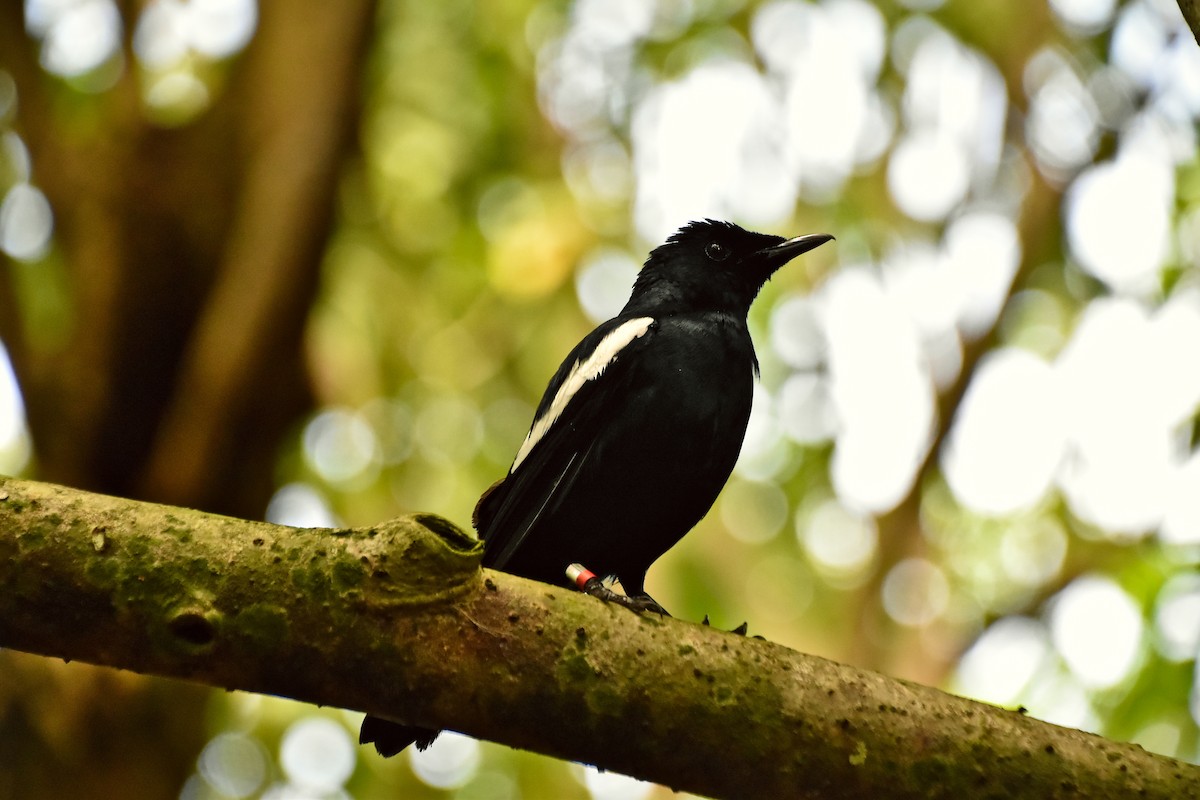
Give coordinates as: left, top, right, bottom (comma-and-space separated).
360, 219, 833, 756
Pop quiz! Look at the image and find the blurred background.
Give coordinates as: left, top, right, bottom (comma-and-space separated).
1, 0, 1199, 797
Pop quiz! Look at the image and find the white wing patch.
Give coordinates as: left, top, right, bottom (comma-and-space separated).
510, 316, 654, 474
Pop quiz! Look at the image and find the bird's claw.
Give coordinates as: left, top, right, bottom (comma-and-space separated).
566, 563, 669, 616
581, 578, 668, 616
626, 593, 669, 616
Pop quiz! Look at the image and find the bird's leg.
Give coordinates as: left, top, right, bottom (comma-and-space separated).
566, 564, 670, 616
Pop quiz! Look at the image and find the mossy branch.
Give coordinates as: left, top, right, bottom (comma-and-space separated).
0, 476, 1196, 799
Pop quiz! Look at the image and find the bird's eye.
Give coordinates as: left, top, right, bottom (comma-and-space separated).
705, 241, 729, 261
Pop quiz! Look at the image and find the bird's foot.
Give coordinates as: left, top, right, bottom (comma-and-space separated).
566, 563, 669, 616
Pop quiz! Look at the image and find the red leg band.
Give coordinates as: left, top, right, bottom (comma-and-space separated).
565, 563, 597, 590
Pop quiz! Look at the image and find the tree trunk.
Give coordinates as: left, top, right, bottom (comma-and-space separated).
0, 5, 376, 798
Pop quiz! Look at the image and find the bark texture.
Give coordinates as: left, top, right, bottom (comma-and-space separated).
1, 476, 1197, 800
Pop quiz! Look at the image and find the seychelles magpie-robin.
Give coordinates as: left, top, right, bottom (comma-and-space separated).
361, 219, 833, 755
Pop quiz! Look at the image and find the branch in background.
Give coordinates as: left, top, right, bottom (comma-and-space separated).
852, 161, 1064, 683
0, 1, 375, 519
848, 0, 1066, 681
0, 7, 378, 794
0, 476, 1195, 800
137, 0, 376, 511
1178, 1, 1200, 47
0, 2, 51, 393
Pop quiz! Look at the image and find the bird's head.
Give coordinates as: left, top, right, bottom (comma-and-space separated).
626, 219, 833, 316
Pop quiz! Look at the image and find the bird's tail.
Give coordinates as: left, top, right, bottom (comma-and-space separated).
359, 716, 441, 757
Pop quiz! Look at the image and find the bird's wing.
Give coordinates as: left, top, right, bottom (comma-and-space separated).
476, 315, 657, 571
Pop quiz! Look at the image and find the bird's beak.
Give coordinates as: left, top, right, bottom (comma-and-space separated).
755, 233, 835, 268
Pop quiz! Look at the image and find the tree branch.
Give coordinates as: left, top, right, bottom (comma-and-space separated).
1178, 0, 1200, 46
0, 476, 1195, 800
0, 1, 50, 395
136, 0, 376, 510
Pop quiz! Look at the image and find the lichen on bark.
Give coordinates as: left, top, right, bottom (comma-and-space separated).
1, 475, 1198, 800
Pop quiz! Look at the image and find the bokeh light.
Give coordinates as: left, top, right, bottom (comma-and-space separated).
734, 383, 792, 482
1111, 1, 1176, 89
943, 348, 1065, 515
265, 483, 340, 529
0, 183, 53, 261
942, 212, 1021, 338
302, 407, 381, 487
142, 72, 210, 117
955, 616, 1051, 705
798, 499, 878, 586
574, 764, 655, 800
1049, 575, 1144, 689
769, 295, 825, 372
719, 479, 789, 544
1192, 665, 1200, 729
1056, 297, 1200, 534
1025, 50, 1100, 177
1153, 573, 1200, 661
279, 716, 356, 794
892, 24, 1005, 218
755, 0, 889, 198
888, 132, 970, 223
0, 343, 31, 475
261, 783, 349, 800
822, 268, 934, 512
409, 732, 482, 790
134, 0, 256, 67
197, 732, 269, 799
776, 372, 838, 445
1162, 451, 1200, 546
1065, 148, 1173, 293
999, 519, 1068, 588
26, 0, 122, 78
632, 60, 790, 240
1025, 671, 1099, 731
1050, 0, 1116, 32
575, 247, 640, 323
1, 129, 30, 179
882, 558, 950, 627
181, 0, 257, 59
